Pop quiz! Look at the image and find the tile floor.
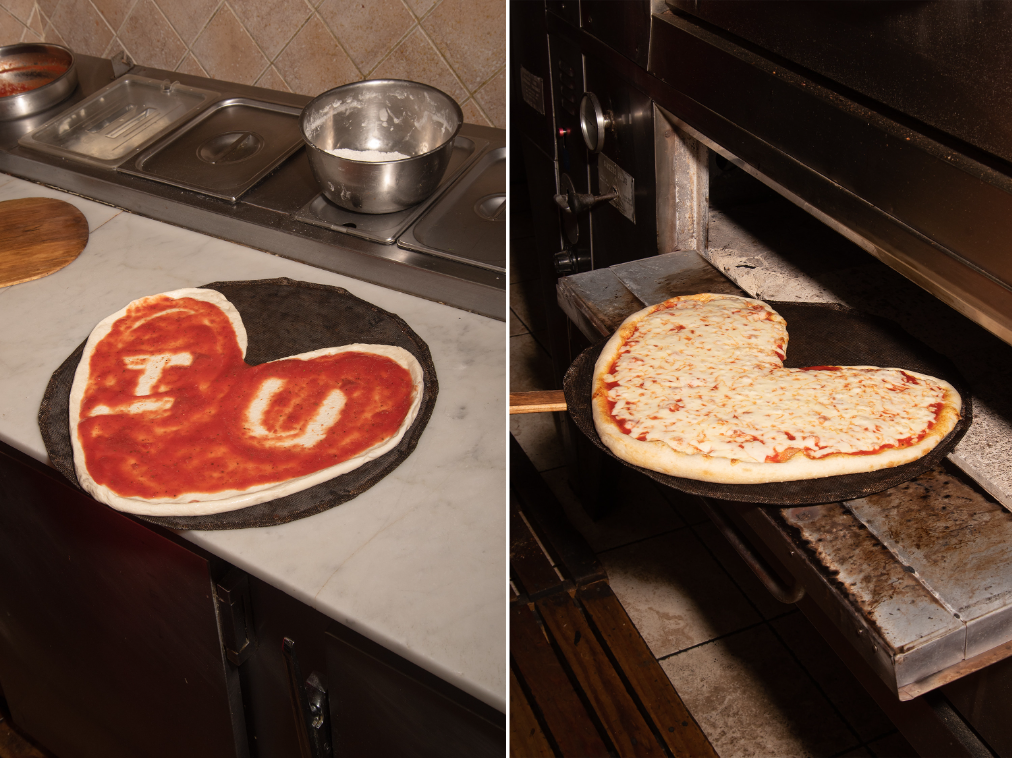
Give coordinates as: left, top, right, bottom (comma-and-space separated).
509, 197, 919, 758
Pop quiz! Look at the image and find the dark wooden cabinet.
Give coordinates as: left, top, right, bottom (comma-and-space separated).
325, 622, 504, 757
243, 577, 506, 758
0, 443, 247, 758
0, 442, 506, 757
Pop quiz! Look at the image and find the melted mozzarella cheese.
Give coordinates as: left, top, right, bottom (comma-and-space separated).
605, 297, 947, 463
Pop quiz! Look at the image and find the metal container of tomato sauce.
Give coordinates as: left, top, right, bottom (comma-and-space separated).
0, 43, 77, 121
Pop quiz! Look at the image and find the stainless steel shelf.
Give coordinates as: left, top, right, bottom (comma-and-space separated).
0, 56, 506, 321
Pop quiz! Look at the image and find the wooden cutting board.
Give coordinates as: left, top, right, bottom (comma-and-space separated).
0, 197, 89, 287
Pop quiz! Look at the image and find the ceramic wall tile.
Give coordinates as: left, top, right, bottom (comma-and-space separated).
191, 6, 269, 86
474, 66, 505, 127
602, 530, 762, 657
661, 625, 859, 758
4, 0, 30, 24
99, 34, 116, 58
273, 14, 358, 98
254, 64, 291, 93
25, 3, 41, 33
19, 21, 40, 41
0, 6, 21, 41
402, 0, 435, 17
0, 0, 505, 127
230, 0, 311, 60
175, 51, 207, 77
421, 0, 504, 91
158, 0, 218, 46
41, 18, 65, 45
118, 0, 186, 71
317, 0, 413, 74
49, 0, 112, 57
460, 98, 490, 127
371, 26, 466, 102
90, 0, 132, 33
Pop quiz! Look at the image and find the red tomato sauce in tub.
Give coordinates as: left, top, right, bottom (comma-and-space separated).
76, 295, 415, 500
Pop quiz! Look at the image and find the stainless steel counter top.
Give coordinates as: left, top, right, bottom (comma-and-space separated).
0, 55, 506, 321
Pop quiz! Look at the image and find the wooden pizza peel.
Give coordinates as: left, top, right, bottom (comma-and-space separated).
510, 390, 566, 414
0, 197, 89, 287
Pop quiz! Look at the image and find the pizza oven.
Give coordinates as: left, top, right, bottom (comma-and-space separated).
514, 2, 1012, 754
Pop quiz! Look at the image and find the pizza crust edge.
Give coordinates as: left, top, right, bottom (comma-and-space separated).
590, 294, 963, 485
69, 288, 425, 517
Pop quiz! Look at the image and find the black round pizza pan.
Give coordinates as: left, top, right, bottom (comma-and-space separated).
38, 277, 439, 530
563, 301, 972, 507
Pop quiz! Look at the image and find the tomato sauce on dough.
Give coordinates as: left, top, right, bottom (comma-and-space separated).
76, 296, 415, 500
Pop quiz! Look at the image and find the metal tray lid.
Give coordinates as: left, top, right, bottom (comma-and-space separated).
396, 145, 506, 271
18, 74, 218, 169
118, 97, 304, 203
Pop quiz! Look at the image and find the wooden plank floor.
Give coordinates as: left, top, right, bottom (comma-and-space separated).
511, 436, 718, 758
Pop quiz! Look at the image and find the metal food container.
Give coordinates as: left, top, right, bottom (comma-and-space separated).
0, 43, 77, 121
18, 74, 217, 169
300, 79, 463, 214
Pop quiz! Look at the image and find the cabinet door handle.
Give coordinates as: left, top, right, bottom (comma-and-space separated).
216, 568, 257, 665
283, 637, 334, 758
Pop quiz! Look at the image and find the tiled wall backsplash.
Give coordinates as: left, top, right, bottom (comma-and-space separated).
0, 0, 505, 127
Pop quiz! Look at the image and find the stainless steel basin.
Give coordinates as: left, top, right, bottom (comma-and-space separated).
0, 43, 77, 121
300, 79, 462, 214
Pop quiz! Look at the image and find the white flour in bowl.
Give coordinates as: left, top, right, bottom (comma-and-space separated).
325, 147, 410, 162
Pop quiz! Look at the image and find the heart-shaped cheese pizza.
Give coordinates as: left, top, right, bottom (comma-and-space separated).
69, 288, 423, 516
592, 293, 962, 484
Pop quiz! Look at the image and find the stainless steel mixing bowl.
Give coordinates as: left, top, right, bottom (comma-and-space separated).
300, 79, 463, 214
0, 43, 76, 121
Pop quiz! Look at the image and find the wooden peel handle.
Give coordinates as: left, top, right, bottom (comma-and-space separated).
509, 390, 567, 414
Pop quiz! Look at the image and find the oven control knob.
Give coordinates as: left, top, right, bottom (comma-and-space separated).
579, 92, 613, 153
553, 188, 618, 217
554, 246, 590, 276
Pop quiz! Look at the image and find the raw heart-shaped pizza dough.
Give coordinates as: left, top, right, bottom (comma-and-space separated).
69, 288, 424, 516
592, 293, 962, 484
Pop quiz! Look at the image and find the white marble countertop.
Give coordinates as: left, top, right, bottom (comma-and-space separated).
0, 174, 507, 712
